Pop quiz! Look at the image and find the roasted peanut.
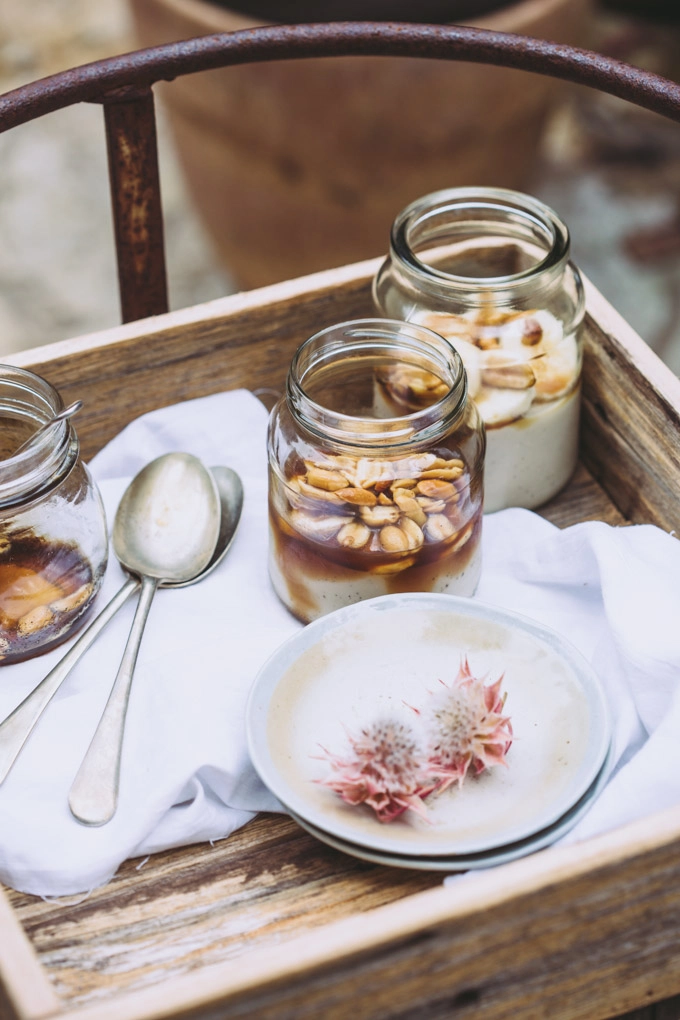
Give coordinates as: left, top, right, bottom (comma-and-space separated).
337, 522, 371, 549
297, 478, 343, 503
392, 490, 427, 526
416, 479, 458, 501
336, 487, 379, 507
424, 514, 455, 542
482, 362, 536, 389
360, 505, 400, 526
450, 522, 474, 552
418, 467, 464, 480
51, 583, 93, 614
305, 466, 350, 491
416, 496, 446, 513
521, 317, 544, 345
400, 516, 425, 550
379, 525, 410, 553
290, 511, 347, 539
17, 605, 54, 636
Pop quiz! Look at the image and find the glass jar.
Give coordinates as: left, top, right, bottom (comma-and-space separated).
0, 367, 108, 665
373, 187, 586, 513
267, 318, 485, 623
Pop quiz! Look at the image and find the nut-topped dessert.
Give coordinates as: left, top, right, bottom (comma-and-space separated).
268, 320, 485, 623
0, 367, 108, 664
373, 187, 585, 512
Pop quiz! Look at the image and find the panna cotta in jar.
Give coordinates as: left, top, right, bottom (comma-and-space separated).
267, 319, 485, 623
373, 187, 586, 512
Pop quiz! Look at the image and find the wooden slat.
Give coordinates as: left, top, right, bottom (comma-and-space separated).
580, 279, 680, 534
537, 462, 627, 528
0, 890, 59, 1020
4, 816, 437, 1010
29, 807, 680, 1020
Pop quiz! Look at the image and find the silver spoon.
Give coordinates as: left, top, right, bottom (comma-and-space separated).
13, 400, 83, 457
0, 466, 243, 788
67, 452, 222, 826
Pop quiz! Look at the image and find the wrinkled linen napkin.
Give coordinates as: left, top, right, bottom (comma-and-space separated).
0, 388, 679, 896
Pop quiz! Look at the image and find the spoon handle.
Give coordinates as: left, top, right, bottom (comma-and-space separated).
0, 577, 140, 785
69, 576, 159, 826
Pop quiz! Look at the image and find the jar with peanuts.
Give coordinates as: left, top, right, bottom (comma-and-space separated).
267, 319, 485, 623
373, 187, 586, 513
0, 366, 108, 664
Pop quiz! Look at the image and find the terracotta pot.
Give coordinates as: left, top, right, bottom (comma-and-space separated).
129, 0, 592, 288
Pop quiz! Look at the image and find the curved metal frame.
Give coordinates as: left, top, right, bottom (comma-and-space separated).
1, 22, 679, 321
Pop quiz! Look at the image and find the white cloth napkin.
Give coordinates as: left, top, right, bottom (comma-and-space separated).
475, 509, 680, 847
0, 390, 298, 896
0, 388, 679, 896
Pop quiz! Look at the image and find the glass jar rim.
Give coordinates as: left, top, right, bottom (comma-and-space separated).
0, 365, 79, 510
286, 318, 468, 450
390, 186, 571, 296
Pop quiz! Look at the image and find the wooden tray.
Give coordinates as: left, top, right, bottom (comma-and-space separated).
2, 258, 680, 1020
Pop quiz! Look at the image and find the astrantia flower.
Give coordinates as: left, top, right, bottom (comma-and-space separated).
316, 718, 434, 823
426, 657, 513, 793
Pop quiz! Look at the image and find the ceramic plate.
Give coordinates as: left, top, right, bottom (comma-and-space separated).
246, 593, 612, 857
284, 738, 615, 871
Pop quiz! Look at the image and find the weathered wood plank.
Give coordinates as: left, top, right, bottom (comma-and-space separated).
5, 815, 438, 1010
26, 807, 680, 1020
0, 888, 59, 1020
580, 280, 680, 534
538, 462, 627, 528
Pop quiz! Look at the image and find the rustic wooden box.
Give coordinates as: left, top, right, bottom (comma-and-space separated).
1, 258, 680, 1020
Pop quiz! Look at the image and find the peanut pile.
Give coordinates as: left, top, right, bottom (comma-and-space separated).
275, 450, 478, 566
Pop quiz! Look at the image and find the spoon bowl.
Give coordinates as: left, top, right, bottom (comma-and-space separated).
0, 461, 243, 787
172, 466, 243, 588
112, 452, 220, 582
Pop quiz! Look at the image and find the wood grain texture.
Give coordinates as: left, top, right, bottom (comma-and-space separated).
6, 815, 437, 1010
580, 279, 680, 534
17, 806, 680, 1020
0, 262, 679, 1020
0, 887, 59, 1020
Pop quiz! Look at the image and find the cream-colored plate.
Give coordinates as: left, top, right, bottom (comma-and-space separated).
246, 593, 611, 857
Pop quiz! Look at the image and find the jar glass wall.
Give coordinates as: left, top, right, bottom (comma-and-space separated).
0, 367, 108, 664
373, 187, 585, 512
267, 318, 485, 623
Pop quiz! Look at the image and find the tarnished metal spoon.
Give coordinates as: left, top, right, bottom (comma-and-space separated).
0, 462, 242, 797
12, 400, 83, 457
67, 452, 221, 826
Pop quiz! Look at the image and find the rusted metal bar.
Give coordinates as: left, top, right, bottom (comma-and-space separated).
1, 23, 680, 132
101, 86, 168, 322
1, 22, 679, 324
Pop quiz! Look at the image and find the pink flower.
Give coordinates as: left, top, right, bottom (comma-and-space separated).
316, 718, 434, 823
426, 657, 513, 793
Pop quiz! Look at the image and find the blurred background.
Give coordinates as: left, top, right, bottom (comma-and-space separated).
0, 0, 679, 376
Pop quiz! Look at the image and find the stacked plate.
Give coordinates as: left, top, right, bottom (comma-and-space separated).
246, 593, 613, 872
